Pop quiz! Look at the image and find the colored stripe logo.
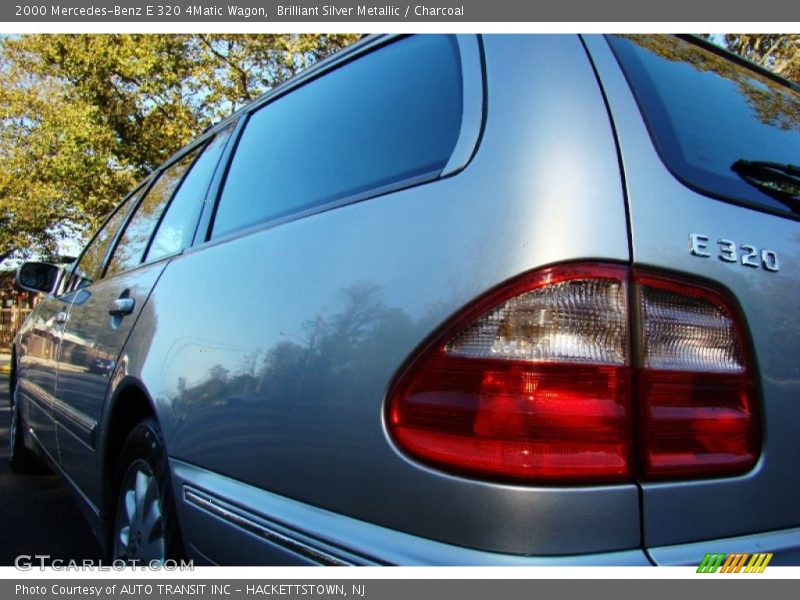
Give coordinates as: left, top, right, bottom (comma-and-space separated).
697, 552, 773, 573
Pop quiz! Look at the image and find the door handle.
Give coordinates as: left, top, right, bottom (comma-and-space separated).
108, 297, 135, 317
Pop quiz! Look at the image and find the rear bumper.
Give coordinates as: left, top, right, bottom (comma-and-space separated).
171, 459, 799, 566
648, 527, 800, 566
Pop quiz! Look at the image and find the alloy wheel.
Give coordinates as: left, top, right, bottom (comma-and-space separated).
113, 460, 166, 563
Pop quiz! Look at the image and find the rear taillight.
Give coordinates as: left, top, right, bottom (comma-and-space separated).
388, 264, 632, 483
387, 263, 760, 484
634, 273, 759, 480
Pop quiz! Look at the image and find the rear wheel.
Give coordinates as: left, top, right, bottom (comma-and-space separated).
8, 366, 49, 475
111, 418, 183, 563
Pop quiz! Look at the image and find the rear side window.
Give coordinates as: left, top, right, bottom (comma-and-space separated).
106, 148, 201, 277
608, 35, 800, 218
145, 127, 233, 262
211, 34, 463, 239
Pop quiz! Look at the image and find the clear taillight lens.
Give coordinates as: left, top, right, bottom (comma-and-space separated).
639, 281, 745, 373
445, 277, 628, 365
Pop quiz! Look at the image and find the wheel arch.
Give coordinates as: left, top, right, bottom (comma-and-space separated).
98, 377, 159, 518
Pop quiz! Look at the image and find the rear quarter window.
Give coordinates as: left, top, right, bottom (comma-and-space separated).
211, 34, 464, 239
145, 127, 233, 263
607, 35, 800, 218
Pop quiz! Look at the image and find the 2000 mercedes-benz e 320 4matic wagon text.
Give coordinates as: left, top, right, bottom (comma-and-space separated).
10, 34, 800, 565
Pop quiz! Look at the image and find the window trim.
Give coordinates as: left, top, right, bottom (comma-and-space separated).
442, 35, 485, 177
139, 130, 235, 266
138, 146, 205, 266
190, 118, 245, 248
199, 34, 486, 246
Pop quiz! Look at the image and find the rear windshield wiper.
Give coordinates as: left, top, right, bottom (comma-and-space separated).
732, 159, 800, 212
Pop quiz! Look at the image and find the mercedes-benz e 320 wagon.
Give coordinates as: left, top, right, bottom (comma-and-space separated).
11, 35, 800, 565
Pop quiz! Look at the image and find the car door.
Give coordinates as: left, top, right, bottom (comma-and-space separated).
54, 130, 234, 506
16, 195, 138, 460
15, 282, 73, 459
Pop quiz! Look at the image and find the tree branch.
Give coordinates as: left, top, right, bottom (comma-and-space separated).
198, 35, 252, 102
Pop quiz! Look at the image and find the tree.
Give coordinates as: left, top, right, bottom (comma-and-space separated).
0, 34, 358, 267
0, 51, 129, 265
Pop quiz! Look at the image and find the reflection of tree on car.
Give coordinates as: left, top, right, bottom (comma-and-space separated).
621, 35, 799, 130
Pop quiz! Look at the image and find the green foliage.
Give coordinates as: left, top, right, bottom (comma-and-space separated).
0, 34, 358, 266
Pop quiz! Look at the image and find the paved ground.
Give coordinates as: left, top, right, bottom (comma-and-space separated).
0, 373, 102, 565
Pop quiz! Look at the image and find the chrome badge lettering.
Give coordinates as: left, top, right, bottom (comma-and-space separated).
689, 233, 779, 272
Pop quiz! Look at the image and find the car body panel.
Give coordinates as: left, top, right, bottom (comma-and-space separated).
120, 34, 638, 556
55, 262, 168, 507
584, 35, 800, 547
15, 295, 72, 455
171, 459, 653, 565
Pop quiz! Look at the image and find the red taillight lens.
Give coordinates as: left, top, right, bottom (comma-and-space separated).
388, 264, 633, 483
387, 263, 761, 484
634, 273, 760, 480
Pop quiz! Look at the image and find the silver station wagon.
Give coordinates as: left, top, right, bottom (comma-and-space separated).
10, 34, 800, 565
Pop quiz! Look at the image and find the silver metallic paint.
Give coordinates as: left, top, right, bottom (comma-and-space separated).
584, 34, 800, 547
12, 34, 798, 564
